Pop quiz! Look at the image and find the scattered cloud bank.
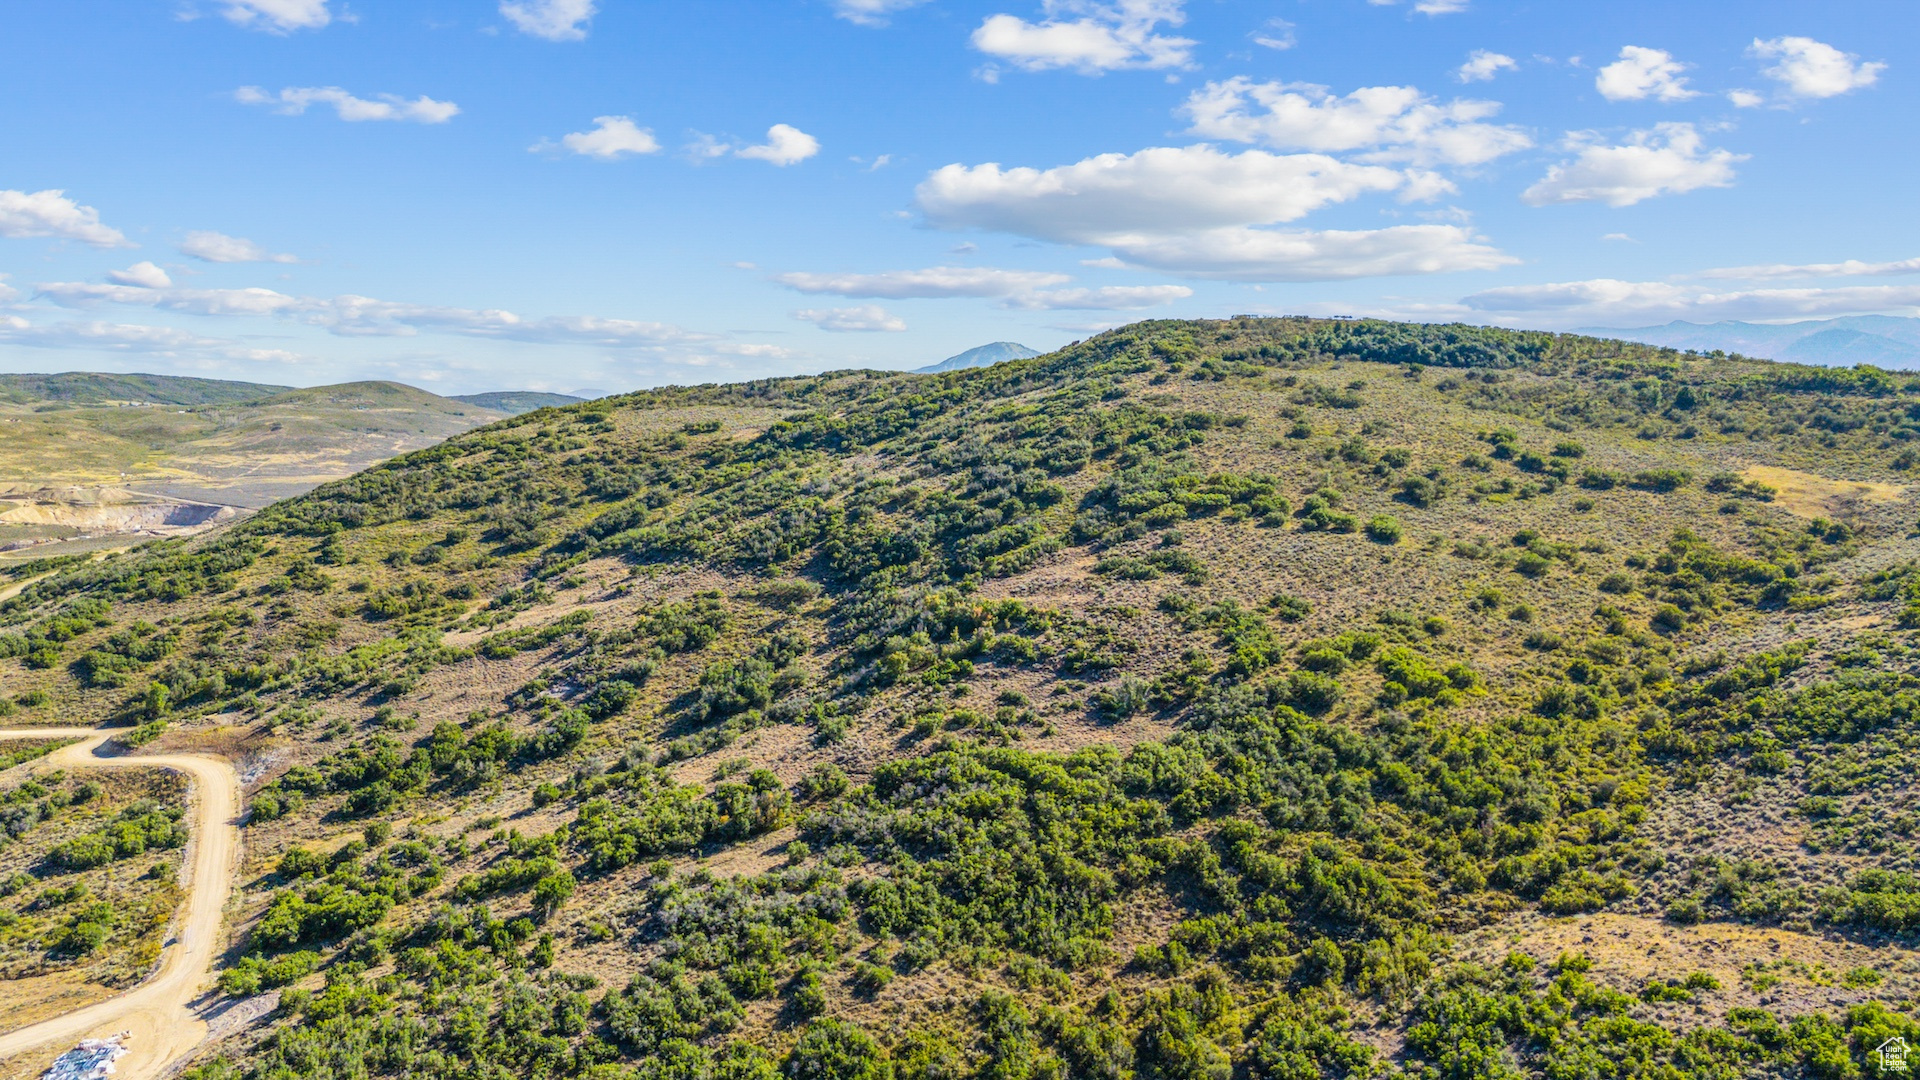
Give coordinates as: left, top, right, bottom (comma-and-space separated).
1693, 256, 1920, 281
972, 0, 1195, 74
1366, 0, 1470, 17
31, 277, 715, 348
0, 315, 303, 364
792, 305, 907, 332
1595, 46, 1697, 102
1522, 123, 1743, 207
1005, 284, 1193, 309
0, 189, 131, 248
217, 0, 331, 33
774, 266, 1071, 299
500, 0, 597, 41
1461, 279, 1920, 324
543, 116, 661, 158
1456, 51, 1516, 83
179, 230, 298, 263
1099, 225, 1514, 281
236, 86, 460, 123
1182, 78, 1531, 166
775, 265, 1192, 310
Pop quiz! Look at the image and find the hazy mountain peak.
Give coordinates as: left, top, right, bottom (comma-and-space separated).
913, 341, 1042, 374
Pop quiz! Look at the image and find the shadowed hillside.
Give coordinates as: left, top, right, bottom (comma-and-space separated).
5, 317, 1920, 1080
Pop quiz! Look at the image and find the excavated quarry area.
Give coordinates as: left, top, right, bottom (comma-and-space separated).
0, 485, 239, 553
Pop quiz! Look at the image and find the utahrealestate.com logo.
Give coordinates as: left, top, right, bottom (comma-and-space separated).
1880, 1036, 1911, 1074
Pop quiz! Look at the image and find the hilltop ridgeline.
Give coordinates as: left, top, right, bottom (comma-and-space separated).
5, 317, 1920, 1080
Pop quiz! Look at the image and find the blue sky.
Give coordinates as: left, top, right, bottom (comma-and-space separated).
0, 0, 1912, 393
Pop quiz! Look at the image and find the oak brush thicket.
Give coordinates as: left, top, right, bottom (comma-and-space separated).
4, 317, 1920, 1079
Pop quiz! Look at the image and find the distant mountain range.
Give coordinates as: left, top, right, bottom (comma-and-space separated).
1581, 316, 1920, 368
914, 341, 1041, 374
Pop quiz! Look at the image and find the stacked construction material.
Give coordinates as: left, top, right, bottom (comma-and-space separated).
42, 1035, 129, 1080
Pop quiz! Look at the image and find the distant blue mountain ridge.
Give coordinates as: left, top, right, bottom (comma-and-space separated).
1580, 315, 1920, 369
914, 341, 1041, 373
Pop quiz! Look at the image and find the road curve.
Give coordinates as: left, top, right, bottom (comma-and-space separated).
0, 729, 241, 1079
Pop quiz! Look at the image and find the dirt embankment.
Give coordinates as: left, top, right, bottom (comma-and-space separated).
0, 730, 242, 1080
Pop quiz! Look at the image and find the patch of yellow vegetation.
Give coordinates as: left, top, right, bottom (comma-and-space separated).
1470, 912, 1918, 1021
1743, 465, 1907, 518
0, 969, 118, 1044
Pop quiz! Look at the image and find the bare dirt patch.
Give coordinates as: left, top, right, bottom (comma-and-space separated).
0, 971, 118, 1041
1462, 912, 1920, 1022
1743, 465, 1908, 519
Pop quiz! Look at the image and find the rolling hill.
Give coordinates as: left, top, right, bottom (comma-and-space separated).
452, 391, 587, 415
3, 318, 1920, 1080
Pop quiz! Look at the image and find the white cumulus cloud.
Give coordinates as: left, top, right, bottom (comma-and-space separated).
548, 116, 660, 159
0, 189, 131, 248
1751, 36, 1885, 99
1004, 285, 1192, 309
1456, 50, 1516, 83
106, 262, 172, 288
179, 230, 297, 263
1522, 123, 1744, 207
917, 143, 1513, 281
918, 145, 1409, 241
833, 0, 929, 27
1595, 46, 1697, 102
500, 0, 597, 41
792, 305, 908, 332
219, 0, 331, 33
736, 124, 821, 166
775, 266, 1072, 299
972, 0, 1195, 74
1181, 79, 1531, 167
236, 86, 460, 123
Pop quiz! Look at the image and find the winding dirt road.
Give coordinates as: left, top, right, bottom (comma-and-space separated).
0, 730, 240, 1079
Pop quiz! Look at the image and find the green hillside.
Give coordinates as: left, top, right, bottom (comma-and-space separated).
0, 372, 292, 407
453, 391, 587, 414
5, 318, 1920, 1080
